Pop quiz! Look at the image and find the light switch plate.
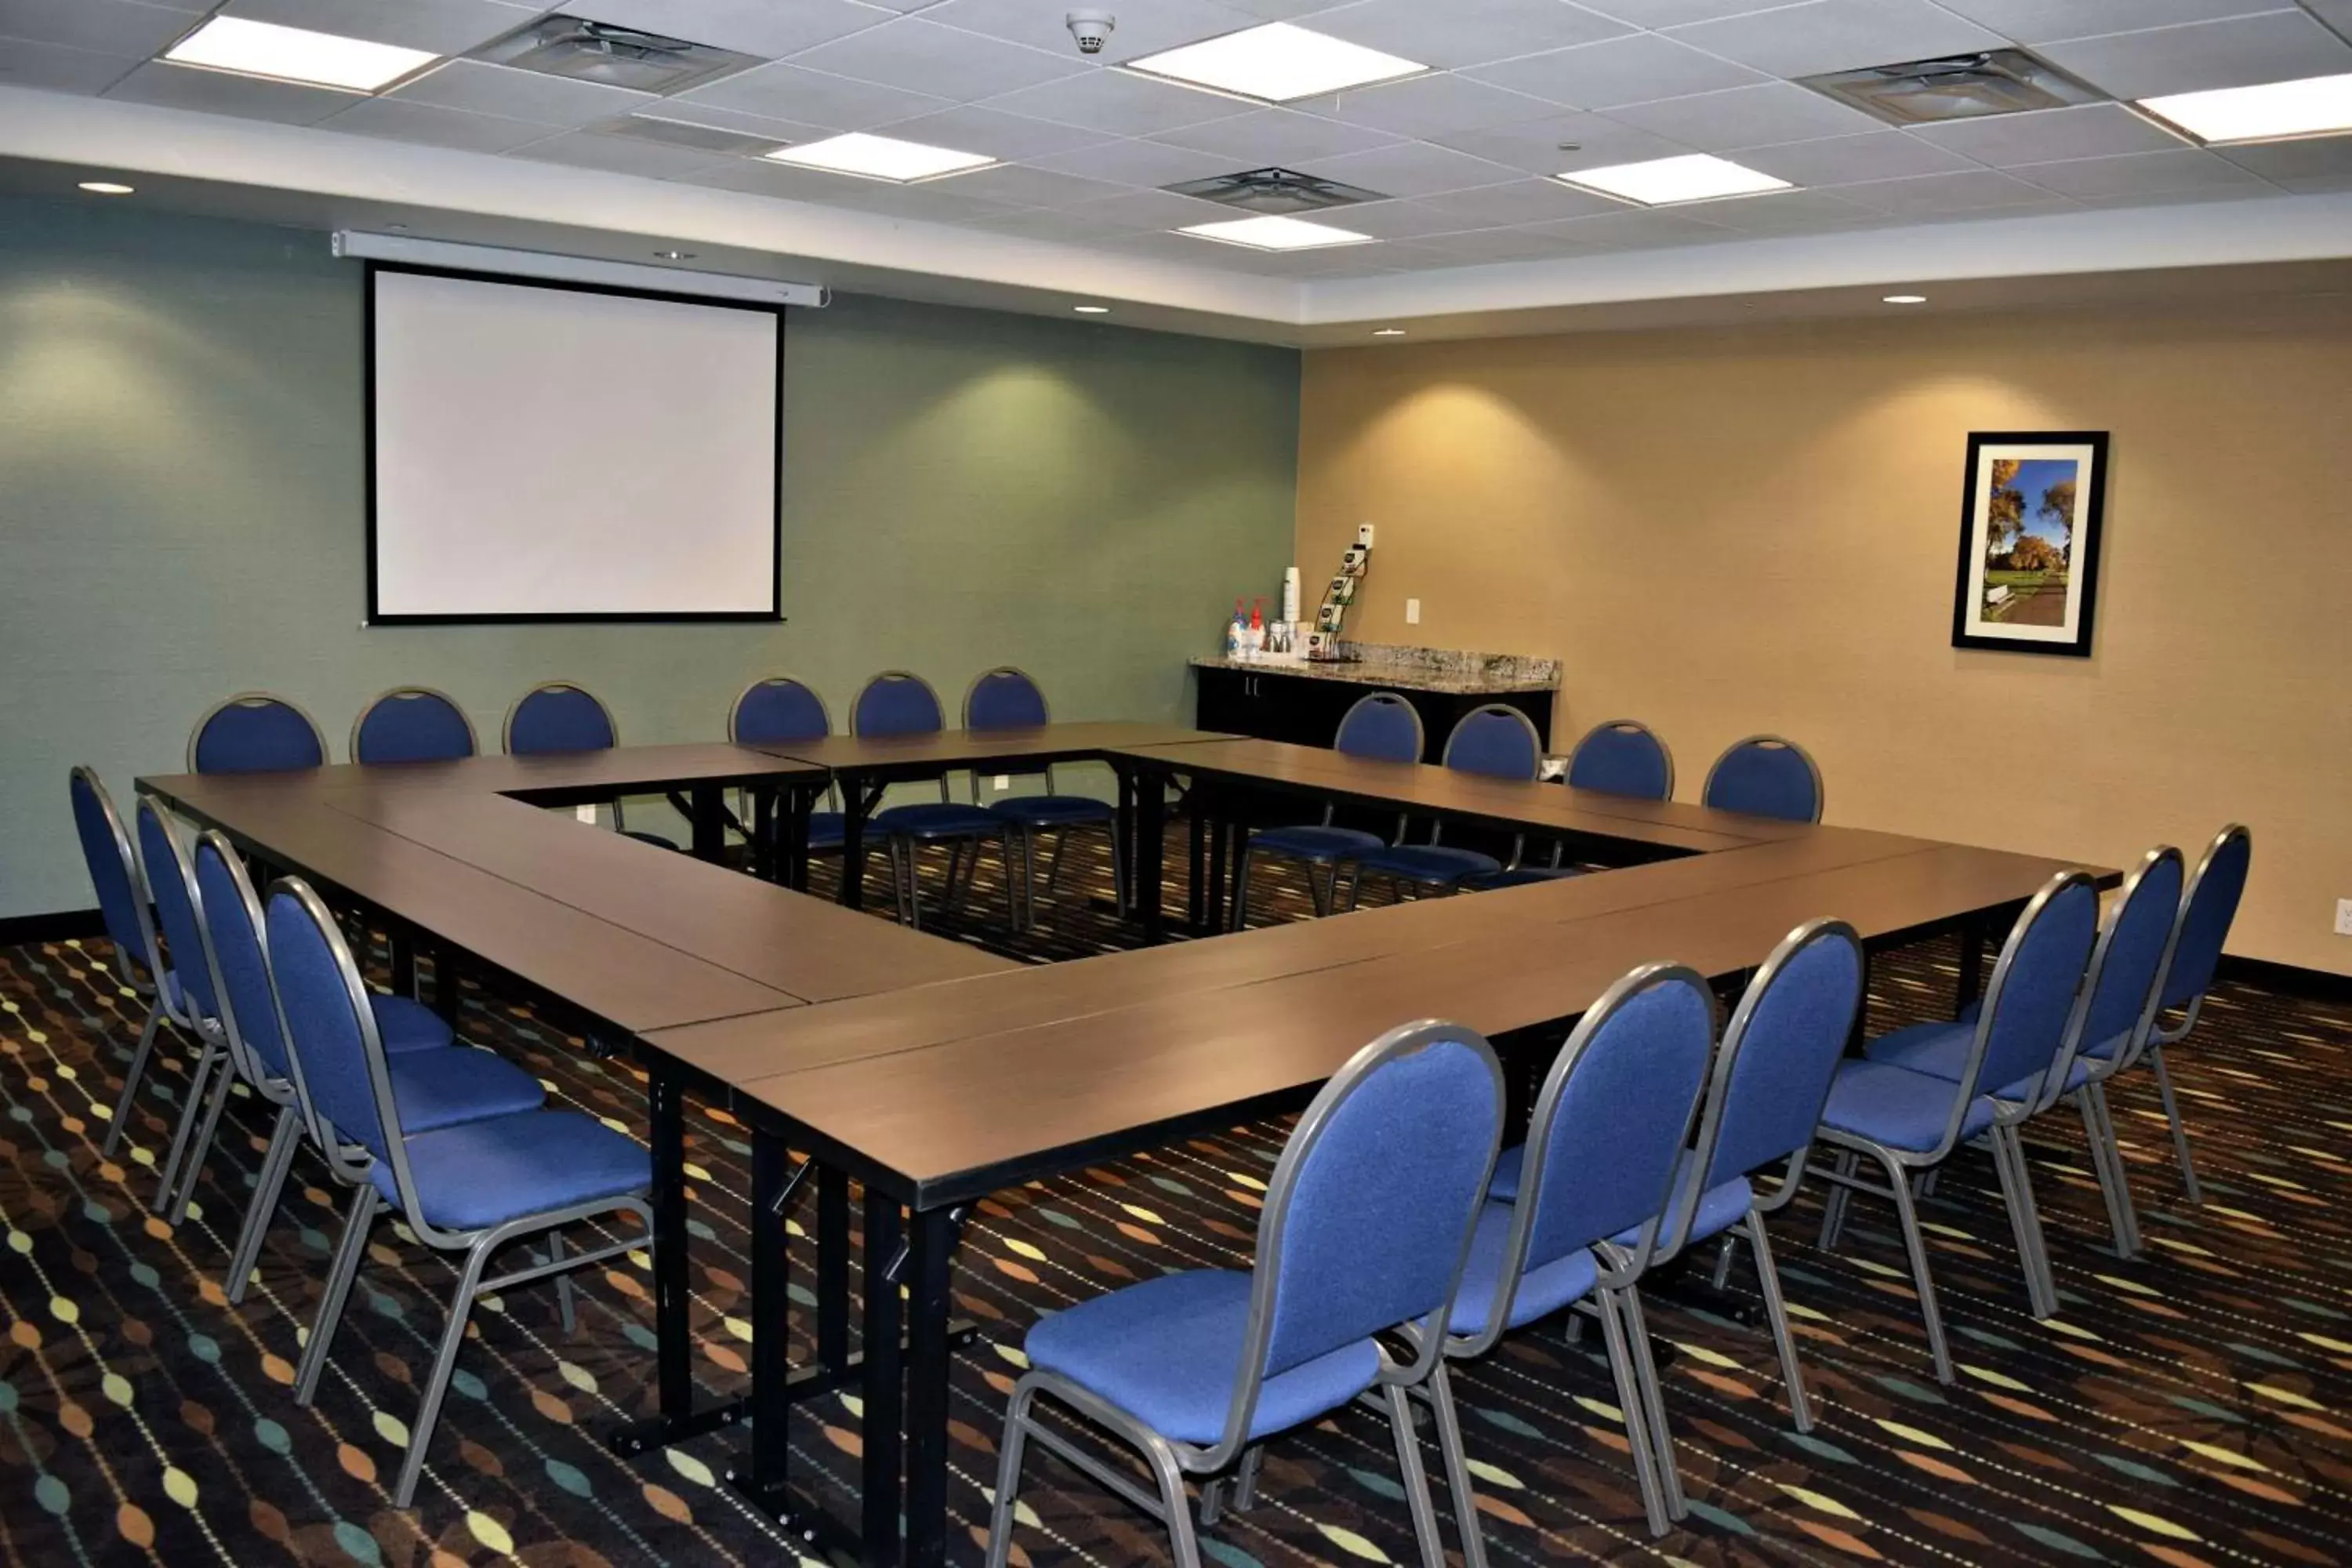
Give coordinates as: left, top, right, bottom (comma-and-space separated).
1405, 597, 1421, 625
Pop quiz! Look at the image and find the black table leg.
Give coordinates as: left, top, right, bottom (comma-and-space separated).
426, 938, 460, 1022
1848, 949, 1873, 1056
1206, 785, 1231, 935
1955, 913, 1987, 1010
818, 1167, 850, 1372
1138, 765, 1166, 943
648, 1065, 693, 1418
691, 783, 724, 864
388, 928, 416, 999
742, 1130, 797, 1505
841, 775, 870, 911
750, 786, 776, 883
904, 1207, 959, 1568
862, 1192, 906, 1566
1188, 781, 1207, 932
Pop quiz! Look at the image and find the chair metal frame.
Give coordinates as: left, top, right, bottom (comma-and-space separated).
127, 794, 235, 1214
1344, 703, 1542, 909
1812, 870, 2098, 1381
349, 684, 477, 764
1233, 691, 1420, 930
1563, 717, 1676, 800
186, 691, 329, 774
1700, 733, 1825, 824
986, 1018, 1504, 1568
2129, 822, 2251, 1210
74, 768, 172, 1163
964, 666, 1123, 931
853, 670, 1014, 930
728, 673, 845, 864
266, 877, 652, 1507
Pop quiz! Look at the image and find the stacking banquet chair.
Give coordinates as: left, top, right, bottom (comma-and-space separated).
1563, 717, 1675, 800
1809, 871, 2100, 1382
350, 685, 477, 764
852, 670, 1012, 929
2133, 824, 2252, 1207
1414, 964, 1715, 1545
965, 667, 1122, 930
1870, 846, 2184, 1261
265, 876, 653, 1507
504, 681, 677, 849
985, 1021, 1504, 1568
728, 675, 847, 876
71, 768, 173, 1161
1701, 735, 1824, 823
1347, 704, 1546, 906
1230, 691, 1420, 930
188, 691, 328, 774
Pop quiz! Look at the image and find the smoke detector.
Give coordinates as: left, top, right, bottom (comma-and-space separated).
1066, 10, 1115, 56
470, 15, 760, 95
1798, 49, 2105, 125
1163, 167, 1388, 214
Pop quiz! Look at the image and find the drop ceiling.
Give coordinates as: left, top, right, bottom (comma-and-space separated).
3, 0, 2351, 342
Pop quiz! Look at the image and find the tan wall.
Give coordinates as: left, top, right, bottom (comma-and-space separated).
1296, 303, 2352, 975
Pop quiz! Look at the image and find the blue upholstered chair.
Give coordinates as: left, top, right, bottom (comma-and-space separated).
188, 692, 328, 774
1346, 704, 1544, 906
853, 670, 1012, 929
1565, 718, 1675, 800
71, 768, 171, 1160
267, 877, 652, 1506
1811, 872, 2100, 1381
966, 668, 1120, 930
1231, 691, 1421, 929
1701, 735, 1823, 823
503, 681, 675, 849
2136, 824, 2251, 1207
728, 675, 847, 862
985, 1020, 1504, 1568
1430, 963, 1716, 1545
351, 686, 476, 764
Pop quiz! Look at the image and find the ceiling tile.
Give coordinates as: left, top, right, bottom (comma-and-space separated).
1687, 186, 1883, 230
677, 157, 902, 201
1408, 176, 1626, 227
563, 0, 885, 59
670, 61, 951, 130
1305, 0, 1631, 71
0, 0, 195, 57
220, 0, 528, 54
1432, 110, 1694, 174
1911, 102, 2192, 165
1149, 107, 1404, 163
103, 59, 358, 124
1316, 198, 1496, 239
799, 178, 1033, 224
2008, 146, 2273, 198
506, 128, 741, 178
1573, 0, 1796, 24
1221, 0, 1356, 16
1405, 224, 1600, 263
932, 162, 1131, 207
1929, 2, 2285, 44
1736, 129, 1981, 185
964, 205, 1134, 242
788, 18, 1083, 101
1321, 71, 1562, 137
1466, 32, 1768, 109
0, 37, 141, 93
2034, 11, 2352, 99
981, 68, 1261, 134
1020, 137, 1239, 187
874, 104, 1105, 162
924, 0, 1259, 65
612, 100, 834, 142
2310, 0, 2352, 43
1665, 0, 2009, 78
2215, 132, 2352, 181
1519, 205, 1740, 249
1061, 187, 1237, 230
1603, 81, 1888, 151
391, 58, 655, 127
320, 94, 550, 151
1301, 140, 1529, 196
1839, 166, 2076, 212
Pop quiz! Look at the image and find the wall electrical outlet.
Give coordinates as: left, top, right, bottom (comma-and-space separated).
992, 775, 1011, 791
1405, 597, 1421, 625
575, 804, 598, 824
2336, 898, 2352, 937
1357, 522, 1375, 548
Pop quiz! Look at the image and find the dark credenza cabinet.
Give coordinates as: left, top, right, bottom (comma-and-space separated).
1195, 666, 1552, 764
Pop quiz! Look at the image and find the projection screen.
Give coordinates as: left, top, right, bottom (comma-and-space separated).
367, 265, 782, 622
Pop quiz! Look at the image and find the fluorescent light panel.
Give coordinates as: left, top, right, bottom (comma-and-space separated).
1127, 23, 1425, 103
164, 16, 437, 92
763, 132, 995, 182
2138, 71, 2352, 145
1178, 214, 1372, 251
1558, 154, 1792, 206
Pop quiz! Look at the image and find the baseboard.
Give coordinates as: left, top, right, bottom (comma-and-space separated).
2218, 953, 2352, 1005
0, 907, 106, 947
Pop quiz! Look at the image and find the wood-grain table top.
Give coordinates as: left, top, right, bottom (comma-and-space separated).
753, 722, 1230, 775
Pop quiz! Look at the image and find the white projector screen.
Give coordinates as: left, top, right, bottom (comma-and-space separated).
368, 266, 782, 622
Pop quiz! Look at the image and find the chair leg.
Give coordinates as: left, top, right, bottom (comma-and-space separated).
1045, 830, 1068, 896
1874, 1149, 1955, 1384
2075, 1089, 2135, 1258
1230, 846, 1253, 932
889, 840, 918, 930
2147, 1045, 2203, 1203
1593, 1291, 1673, 1538
1424, 1364, 1488, 1568
2088, 1083, 2143, 1257
1615, 1284, 1686, 1522
1233, 1441, 1265, 1510
1989, 1125, 2056, 1319
1145, 1436, 1206, 1568
985, 1384, 1036, 1568
167, 1049, 240, 1226
296, 1184, 380, 1406
1382, 1382, 1448, 1568
394, 1237, 495, 1508
1743, 1214, 1814, 1432
101, 1004, 164, 1158
550, 1229, 577, 1334
1817, 1148, 1858, 1252
227, 1105, 303, 1305
1106, 819, 1127, 914
1710, 1232, 1738, 1290
154, 1040, 225, 1214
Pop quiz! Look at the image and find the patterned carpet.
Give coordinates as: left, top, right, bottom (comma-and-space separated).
2, 829, 2348, 1568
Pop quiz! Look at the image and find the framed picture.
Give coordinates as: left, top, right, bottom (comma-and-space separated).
1951, 430, 2110, 656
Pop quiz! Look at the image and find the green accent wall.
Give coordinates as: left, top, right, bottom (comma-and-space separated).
0, 198, 1300, 920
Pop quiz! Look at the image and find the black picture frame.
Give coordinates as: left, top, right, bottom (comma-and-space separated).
1951, 430, 2109, 657
363, 260, 786, 626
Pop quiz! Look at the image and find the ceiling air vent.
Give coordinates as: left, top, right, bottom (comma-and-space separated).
1162, 167, 1388, 213
470, 16, 760, 95
1798, 49, 2105, 125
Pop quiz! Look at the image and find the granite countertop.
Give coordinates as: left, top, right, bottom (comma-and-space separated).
1191, 642, 1559, 696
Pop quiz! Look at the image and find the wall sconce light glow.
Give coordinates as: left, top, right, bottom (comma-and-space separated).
1555, 154, 1793, 206
1126, 23, 1425, 103
78, 181, 136, 195
2138, 71, 2352, 144
164, 16, 437, 92
763, 133, 996, 182
1882, 294, 1928, 304
1178, 214, 1372, 251
1073, 305, 1112, 314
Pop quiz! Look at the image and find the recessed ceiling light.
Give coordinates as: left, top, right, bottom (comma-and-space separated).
1178, 214, 1374, 252
1073, 305, 1111, 314
78, 181, 135, 196
163, 15, 437, 93
1127, 23, 1425, 103
2138, 71, 2352, 145
1883, 294, 1928, 304
762, 132, 995, 183
653, 249, 695, 260
1556, 154, 1794, 207
1372, 328, 1406, 336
